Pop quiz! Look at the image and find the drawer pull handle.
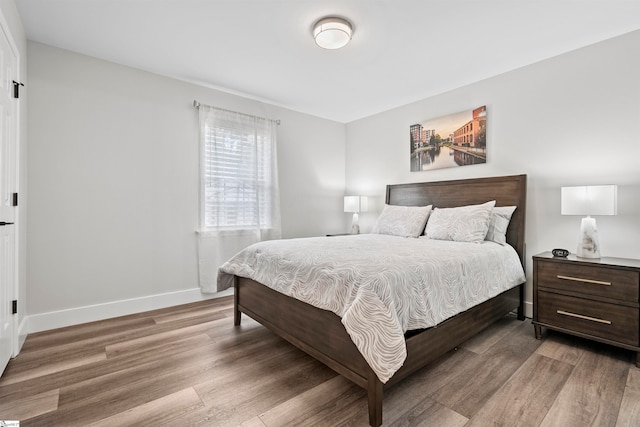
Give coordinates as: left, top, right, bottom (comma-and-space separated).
557, 275, 611, 286
557, 310, 612, 325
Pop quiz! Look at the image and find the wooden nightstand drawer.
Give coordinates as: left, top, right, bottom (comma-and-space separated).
537, 291, 639, 347
537, 261, 639, 302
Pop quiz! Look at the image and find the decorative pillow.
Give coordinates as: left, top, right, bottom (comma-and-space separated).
371, 204, 432, 238
485, 206, 517, 245
424, 200, 496, 243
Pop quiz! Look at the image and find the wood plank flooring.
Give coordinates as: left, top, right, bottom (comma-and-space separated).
1, 296, 639, 426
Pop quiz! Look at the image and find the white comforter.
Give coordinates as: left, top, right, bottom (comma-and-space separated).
217, 234, 525, 383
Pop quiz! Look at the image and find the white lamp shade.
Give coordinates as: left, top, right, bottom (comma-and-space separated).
313, 17, 352, 49
344, 196, 359, 213
561, 185, 617, 216
359, 196, 368, 213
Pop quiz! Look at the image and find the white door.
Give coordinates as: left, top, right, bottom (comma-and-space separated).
0, 15, 19, 376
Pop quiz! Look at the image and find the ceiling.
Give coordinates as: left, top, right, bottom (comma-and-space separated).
15, 0, 640, 123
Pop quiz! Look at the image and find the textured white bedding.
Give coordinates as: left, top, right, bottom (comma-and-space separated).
218, 234, 525, 383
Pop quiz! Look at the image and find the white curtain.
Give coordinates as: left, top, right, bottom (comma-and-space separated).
197, 104, 281, 293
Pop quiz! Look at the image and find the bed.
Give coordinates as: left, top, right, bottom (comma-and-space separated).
220, 174, 527, 426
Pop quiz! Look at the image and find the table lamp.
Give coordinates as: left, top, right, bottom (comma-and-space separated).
561, 185, 617, 258
344, 196, 368, 234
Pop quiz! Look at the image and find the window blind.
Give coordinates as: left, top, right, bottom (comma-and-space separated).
199, 105, 280, 232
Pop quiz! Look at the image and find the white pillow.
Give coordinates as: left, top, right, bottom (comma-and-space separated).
424, 200, 496, 243
371, 204, 432, 238
485, 206, 517, 245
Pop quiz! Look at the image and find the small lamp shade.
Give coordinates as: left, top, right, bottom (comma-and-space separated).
561, 185, 617, 216
561, 185, 617, 259
344, 196, 368, 234
344, 196, 361, 213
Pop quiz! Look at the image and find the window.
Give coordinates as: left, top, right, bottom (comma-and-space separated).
198, 105, 280, 233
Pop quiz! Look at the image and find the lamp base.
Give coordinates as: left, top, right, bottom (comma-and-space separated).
576, 216, 600, 259
350, 213, 360, 235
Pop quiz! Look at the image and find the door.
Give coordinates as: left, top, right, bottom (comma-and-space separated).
0, 15, 18, 376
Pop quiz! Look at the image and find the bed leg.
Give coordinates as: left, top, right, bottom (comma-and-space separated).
234, 306, 241, 326
367, 370, 383, 427
517, 283, 525, 321
234, 277, 241, 326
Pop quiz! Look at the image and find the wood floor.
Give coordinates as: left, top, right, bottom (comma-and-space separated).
1, 295, 639, 426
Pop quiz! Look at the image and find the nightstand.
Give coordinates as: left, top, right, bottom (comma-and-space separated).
533, 252, 640, 366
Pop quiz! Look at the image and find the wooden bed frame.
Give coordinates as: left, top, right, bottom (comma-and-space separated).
233, 174, 527, 426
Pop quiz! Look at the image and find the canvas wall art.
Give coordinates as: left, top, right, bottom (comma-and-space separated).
410, 105, 487, 172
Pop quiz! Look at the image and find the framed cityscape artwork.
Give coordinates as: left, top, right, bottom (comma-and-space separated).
410, 105, 487, 172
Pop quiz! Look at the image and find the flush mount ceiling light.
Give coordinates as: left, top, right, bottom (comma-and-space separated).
313, 17, 353, 49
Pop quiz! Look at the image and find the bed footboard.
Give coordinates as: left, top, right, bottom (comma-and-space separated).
234, 276, 523, 426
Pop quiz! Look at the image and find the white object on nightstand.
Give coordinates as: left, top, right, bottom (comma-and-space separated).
344, 195, 368, 234
561, 185, 617, 259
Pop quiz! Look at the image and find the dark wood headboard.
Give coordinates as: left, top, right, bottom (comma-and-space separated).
386, 174, 527, 266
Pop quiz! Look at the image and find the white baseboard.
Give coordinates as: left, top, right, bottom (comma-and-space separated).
15, 316, 28, 356
26, 287, 233, 334
524, 300, 533, 319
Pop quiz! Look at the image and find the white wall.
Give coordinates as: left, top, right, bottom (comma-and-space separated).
26, 42, 345, 329
345, 29, 640, 314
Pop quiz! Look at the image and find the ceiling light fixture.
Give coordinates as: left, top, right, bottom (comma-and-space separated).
313, 17, 353, 50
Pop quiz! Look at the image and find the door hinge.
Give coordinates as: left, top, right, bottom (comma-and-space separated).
12, 192, 18, 206
12, 300, 17, 315
12, 81, 24, 99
